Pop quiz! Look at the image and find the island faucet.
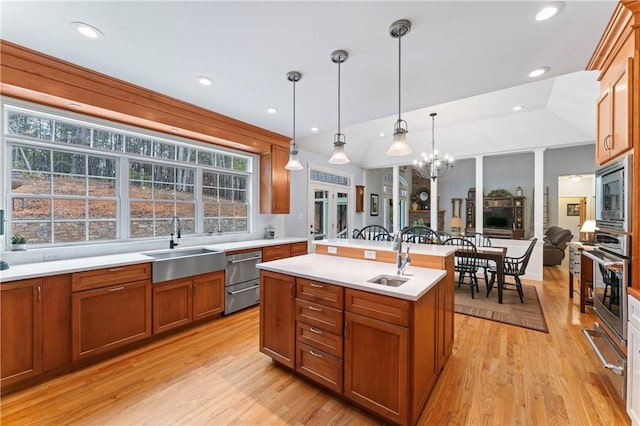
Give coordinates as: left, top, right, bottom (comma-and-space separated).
396, 237, 411, 276
169, 215, 181, 249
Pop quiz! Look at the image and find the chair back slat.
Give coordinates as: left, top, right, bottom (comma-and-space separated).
466, 232, 492, 247
401, 226, 440, 244
355, 225, 392, 241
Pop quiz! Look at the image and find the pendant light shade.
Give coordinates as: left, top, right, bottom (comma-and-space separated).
387, 19, 413, 157
285, 71, 303, 171
328, 49, 350, 165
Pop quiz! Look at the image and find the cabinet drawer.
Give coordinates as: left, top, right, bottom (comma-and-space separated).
290, 242, 308, 257
295, 299, 343, 335
262, 244, 291, 262
345, 288, 410, 327
297, 321, 343, 358
72, 263, 151, 292
296, 278, 344, 309
296, 342, 343, 394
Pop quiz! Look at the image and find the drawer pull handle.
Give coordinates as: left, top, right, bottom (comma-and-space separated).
108, 286, 125, 292
309, 350, 323, 358
308, 305, 322, 312
309, 283, 324, 288
309, 327, 324, 335
228, 284, 260, 295
108, 267, 124, 272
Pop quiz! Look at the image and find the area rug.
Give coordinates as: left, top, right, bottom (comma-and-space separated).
454, 283, 549, 333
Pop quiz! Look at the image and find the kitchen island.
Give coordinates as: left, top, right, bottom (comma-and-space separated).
257, 251, 455, 426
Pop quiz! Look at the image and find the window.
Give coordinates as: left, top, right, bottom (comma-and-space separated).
4, 103, 252, 247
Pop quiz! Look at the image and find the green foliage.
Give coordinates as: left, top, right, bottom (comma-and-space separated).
412, 218, 426, 227
11, 234, 27, 244
487, 188, 513, 197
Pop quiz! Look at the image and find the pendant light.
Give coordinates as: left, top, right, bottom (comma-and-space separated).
284, 71, 303, 171
386, 19, 413, 157
328, 49, 350, 164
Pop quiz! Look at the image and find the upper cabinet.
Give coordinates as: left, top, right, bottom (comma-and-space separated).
588, 1, 639, 166
260, 145, 290, 214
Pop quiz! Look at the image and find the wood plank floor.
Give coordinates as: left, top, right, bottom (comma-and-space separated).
1, 260, 631, 425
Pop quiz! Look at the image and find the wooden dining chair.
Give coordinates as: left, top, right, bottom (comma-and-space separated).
466, 232, 492, 286
486, 238, 538, 303
401, 226, 440, 244
442, 237, 480, 298
355, 225, 392, 241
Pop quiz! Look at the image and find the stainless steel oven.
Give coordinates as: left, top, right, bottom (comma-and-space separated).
583, 231, 630, 401
595, 154, 631, 232
225, 250, 261, 315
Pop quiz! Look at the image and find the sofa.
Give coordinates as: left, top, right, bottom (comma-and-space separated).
543, 226, 574, 266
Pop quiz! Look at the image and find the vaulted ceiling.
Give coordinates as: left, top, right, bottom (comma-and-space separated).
0, 1, 616, 167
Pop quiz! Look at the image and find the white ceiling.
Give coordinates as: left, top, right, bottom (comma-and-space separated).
0, 1, 616, 168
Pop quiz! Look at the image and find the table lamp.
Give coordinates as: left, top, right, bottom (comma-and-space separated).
449, 216, 464, 236
580, 220, 597, 245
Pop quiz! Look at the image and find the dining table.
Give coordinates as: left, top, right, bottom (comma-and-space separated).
456, 246, 508, 303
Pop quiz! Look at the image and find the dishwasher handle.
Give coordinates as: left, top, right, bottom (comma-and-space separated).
228, 256, 262, 264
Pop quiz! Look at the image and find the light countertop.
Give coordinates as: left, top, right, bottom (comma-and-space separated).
257, 253, 446, 301
0, 237, 306, 283
313, 238, 458, 256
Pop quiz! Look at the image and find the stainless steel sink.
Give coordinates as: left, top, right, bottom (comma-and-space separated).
367, 274, 409, 287
142, 247, 226, 283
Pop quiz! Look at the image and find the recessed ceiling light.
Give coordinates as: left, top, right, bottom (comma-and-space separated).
169, 127, 179, 133
535, 2, 565, 22
529, 67, 550, 78
267, 107, 278, 114
311, 127, 319, 132
513, 105, 523, 111
379, 133, 385, 137
67, 103, 81, 109
196, 76, 214, 86
71, 22, 104, 40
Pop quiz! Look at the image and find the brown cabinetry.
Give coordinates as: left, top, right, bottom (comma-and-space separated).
1, 275, 71, 388
465, 196, 525, 239
71, 264, 152, 361
262, 244, 291, 262
596, 57, 633, 165
153, 271, 225, 334
260, 145, 290, 214
260, 271, 296, 368
290, 241, 308, 257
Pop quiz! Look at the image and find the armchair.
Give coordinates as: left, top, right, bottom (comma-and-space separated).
543, 227, 573, 266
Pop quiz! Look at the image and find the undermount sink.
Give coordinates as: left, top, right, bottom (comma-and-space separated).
142, 247, 226, 283
367, 274, 409, 287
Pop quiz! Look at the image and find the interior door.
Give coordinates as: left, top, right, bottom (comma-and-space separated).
308, 184, 350, 244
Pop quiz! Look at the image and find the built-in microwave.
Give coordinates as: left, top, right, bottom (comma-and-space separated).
595, 154, 632, 232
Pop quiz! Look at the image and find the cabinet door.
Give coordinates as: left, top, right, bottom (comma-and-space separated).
260, 145, 290, 214
609, 58, 632, 159
1, 279, 42, 385
42, 275, 72, 372
437, 273, 455, 370
192, 271, 224, 321
72, 280, 151, 361
628, 321, 640, 425
260, 271, 295, 368
262, 244, 291, 262
153, 279, 193, 334
344, 311, 408, 425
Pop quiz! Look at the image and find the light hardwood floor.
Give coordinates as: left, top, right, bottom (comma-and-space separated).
1, 260, 631, 425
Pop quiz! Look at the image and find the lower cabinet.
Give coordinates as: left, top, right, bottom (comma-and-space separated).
260, 270, 296, 368
1, 275, 71, 387
153, 271, 225, 334
628, 295, 640, 425
259, 270, 449, 426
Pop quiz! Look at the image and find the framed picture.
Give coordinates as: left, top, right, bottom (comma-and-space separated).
567, 203, 580, 216
370, 194, 379, 216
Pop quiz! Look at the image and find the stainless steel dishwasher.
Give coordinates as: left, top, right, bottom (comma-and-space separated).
225, 250, 262, 314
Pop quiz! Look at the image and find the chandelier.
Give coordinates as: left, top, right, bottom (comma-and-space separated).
413, 112, 454, 180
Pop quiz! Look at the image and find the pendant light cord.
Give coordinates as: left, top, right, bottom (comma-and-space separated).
398, 33, 402, 120
292, 77, 296, 149
337, 59, 341, 134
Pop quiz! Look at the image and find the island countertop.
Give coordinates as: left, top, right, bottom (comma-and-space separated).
257, 253, 447, 301
313, 238, 458, 256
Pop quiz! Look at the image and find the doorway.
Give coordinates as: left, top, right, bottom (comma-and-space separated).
558, 174, 595, 240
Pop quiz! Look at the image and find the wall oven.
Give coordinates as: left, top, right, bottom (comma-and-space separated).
595, 154, 631, 232
583, 231, 631, 401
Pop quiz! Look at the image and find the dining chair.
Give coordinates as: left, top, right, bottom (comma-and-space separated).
466, 232, 493, 286
442, 237, 480, 298
486, 238, 538, 303
355, 225, 392, 241
401, 226, 440, 244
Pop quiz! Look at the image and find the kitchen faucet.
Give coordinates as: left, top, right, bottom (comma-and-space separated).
170, 215, 181, 249
393, 231, 410, 275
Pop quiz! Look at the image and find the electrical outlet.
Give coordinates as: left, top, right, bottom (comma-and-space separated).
328, 246, 337, 254
44, 253, 61, 261
364, 250, 376, 260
